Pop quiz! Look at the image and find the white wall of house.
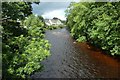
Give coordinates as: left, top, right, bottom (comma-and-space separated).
45, 19, 63, 26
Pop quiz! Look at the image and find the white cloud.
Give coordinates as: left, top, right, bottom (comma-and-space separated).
42, 9, 66, 20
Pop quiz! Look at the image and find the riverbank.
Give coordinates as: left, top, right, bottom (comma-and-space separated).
66, 26, 120, 61
76, 42, 120, 66
78, 42, 120, 61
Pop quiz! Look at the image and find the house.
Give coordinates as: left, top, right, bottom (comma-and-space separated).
44, 18, 63, 26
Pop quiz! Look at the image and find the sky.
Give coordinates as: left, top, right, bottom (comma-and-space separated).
32, 0, 112, 20
32, 2, 71, 20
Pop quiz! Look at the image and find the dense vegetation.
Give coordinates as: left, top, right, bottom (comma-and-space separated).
66, 2, 120, 56
46, 25, 65, 30
2, 2, 50, 79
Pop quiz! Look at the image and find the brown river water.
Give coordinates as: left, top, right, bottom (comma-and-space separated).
31, 28, 120, 79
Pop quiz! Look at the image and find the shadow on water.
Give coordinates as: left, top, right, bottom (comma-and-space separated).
31, 28, 120, 78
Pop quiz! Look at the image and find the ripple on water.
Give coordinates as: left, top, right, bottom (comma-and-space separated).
31, 28, 120, 78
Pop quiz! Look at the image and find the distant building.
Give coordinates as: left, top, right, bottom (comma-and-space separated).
44, 18, 63, 26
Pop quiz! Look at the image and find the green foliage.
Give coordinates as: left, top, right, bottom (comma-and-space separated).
2, 2, 32, 24
66, 2, 120, 56
4, 35, 50, 78
2, 2, 51, 79
46, 25, 65, 30
23, 15, 45, 37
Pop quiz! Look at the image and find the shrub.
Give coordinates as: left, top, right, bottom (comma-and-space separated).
66, 2, 120, 56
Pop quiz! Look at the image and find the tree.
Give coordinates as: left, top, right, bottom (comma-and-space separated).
66, 2, 120, 56
2, 2, 51, 79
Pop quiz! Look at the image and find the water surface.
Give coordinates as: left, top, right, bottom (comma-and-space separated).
31, 28, 120, 78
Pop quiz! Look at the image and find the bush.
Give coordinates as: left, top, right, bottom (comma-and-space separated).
66, 2, 120, 56
46, 25, 65, 30
2, 15, 51, 78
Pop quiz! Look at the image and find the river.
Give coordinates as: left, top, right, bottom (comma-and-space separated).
31, 28, 120, 78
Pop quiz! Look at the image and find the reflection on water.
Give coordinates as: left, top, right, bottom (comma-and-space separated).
31, 28, 120, 78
